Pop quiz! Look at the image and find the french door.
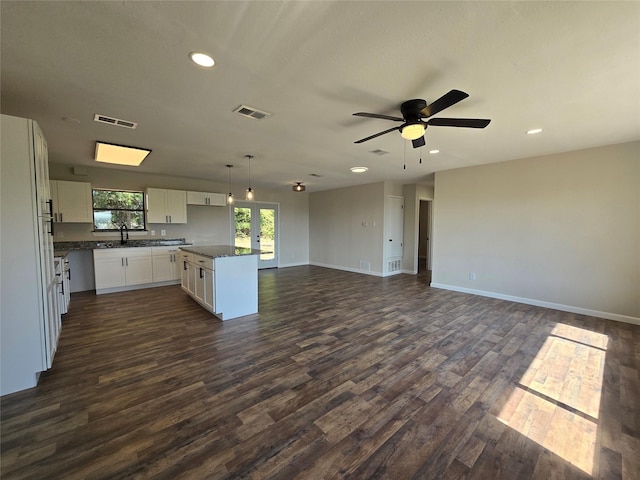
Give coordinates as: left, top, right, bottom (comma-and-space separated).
233, 202, 278, 269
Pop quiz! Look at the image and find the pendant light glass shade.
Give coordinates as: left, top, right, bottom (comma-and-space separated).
226, 164, 234, 205
245, 155, 254, 200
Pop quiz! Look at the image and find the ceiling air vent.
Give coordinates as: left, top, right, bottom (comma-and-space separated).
309, 173, 323, 177
370, 149, 389, 155
233, 105, 271, 120
94, 114, 137, 129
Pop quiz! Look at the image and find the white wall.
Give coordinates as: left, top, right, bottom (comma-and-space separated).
309, 182, 386, 274
431, 141, 640, 323
49, 163, 309, 266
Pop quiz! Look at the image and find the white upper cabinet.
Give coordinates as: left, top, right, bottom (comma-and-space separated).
50, 180, 93, 223
146, 188, 187, 224
186, 191, 226, 207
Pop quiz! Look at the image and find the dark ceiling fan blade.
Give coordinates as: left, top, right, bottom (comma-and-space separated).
412, 136, 426, 148
354, 126, 401, 143
427, 118, 491, 128
353, 112, 404, 122
420, 89, 469, 118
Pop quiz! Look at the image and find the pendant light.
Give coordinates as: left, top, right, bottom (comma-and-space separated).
245, 155, 254, 201
226, 164, 234, 205
292, 182, 306, 192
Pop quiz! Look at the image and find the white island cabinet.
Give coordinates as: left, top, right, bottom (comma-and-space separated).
179, 246, 258, 320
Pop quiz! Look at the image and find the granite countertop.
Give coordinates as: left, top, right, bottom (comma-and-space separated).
53, 238, 188, 252
179, 245, 261, 259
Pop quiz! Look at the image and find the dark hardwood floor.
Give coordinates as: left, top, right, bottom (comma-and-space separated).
1, 266, 638, 479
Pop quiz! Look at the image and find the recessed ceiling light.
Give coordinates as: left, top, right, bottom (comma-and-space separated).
189, 51, 215, 68
350, 167, 368, 173
526, 128, 543, 135
95, 142, 151, 167
429, 149, 439, 154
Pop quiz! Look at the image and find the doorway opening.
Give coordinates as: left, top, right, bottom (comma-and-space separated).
418, 199, 432, 282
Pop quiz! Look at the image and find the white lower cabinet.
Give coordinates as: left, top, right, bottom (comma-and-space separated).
179, 252, 194, 294
93, 248, 152, 293
182, 253, 215, 313
193, 256, 215, 311
151, 247, 181, 282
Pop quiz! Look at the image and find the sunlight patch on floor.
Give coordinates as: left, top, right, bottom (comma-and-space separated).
497, 324, 608, 474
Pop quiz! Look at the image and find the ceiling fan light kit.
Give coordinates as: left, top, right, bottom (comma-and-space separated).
293, 182, 305, 192
400, 123, 425, 141
353, 89, 491, 148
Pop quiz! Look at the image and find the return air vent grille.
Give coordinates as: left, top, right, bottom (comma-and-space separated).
309, 173, 323, 177
233, 105, 271, 120
387, 259, 402, 272
94, 114, 137, 129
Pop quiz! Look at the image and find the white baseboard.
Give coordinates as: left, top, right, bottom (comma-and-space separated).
430, 283, 640, 326
277, 261, 309, 268
96, 279, 180, 295
309, 261, 384, 277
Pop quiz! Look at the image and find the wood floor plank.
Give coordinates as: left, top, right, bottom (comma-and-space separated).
1, 265, 638, 479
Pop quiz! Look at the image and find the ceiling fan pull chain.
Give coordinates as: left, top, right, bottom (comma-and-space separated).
419, 147, 423, 164
403, 141, 407, 170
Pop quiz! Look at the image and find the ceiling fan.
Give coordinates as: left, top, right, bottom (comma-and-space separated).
353, 89, 490, 148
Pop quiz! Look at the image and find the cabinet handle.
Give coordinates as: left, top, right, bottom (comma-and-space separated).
183, 260, 187, 271
54, 213, 58, 222
199, 267, 203, 279
49, 216, 54, 237
122, 258, 124, 267
169, 215, 172, 223
126, 258, 129, 267
47, 199, 53, 216
60, 213, 63, 222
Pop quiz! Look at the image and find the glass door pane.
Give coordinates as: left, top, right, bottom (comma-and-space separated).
259, 208, 275, 262
234, 207, 251, 249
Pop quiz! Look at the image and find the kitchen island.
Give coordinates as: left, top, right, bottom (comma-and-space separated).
178, 245, 259, 321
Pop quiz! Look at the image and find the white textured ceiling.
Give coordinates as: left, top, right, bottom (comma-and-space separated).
1, 1, 638, 192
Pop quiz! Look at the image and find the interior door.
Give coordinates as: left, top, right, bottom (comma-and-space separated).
234, 202, 278, 269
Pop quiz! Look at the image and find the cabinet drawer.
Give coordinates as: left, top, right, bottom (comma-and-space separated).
193, 254, 214, 270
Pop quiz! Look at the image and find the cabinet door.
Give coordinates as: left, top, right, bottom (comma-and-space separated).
203, 267, 215, 311
208, 193, 226, 206
146, 188, 167, 223
194, 265, 206, 304
50, 180, 60, 221
166, 189, 187, 223
94, 257, 126, 289
56, 180, 92, 223
186, 191, 207, 206
124, 256, 153, 286
152, 254, 174, 282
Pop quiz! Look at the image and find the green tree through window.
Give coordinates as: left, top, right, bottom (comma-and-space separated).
93, 189, 145, 230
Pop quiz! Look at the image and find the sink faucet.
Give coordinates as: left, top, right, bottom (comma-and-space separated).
120, 224, 129, 245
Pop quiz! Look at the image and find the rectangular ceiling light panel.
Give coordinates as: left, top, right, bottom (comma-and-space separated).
95, 142, 151, 166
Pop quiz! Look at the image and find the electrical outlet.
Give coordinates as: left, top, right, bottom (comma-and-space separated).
161, 230, 166, 236
151, 230, 155, 236
469, 272, 477, 281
